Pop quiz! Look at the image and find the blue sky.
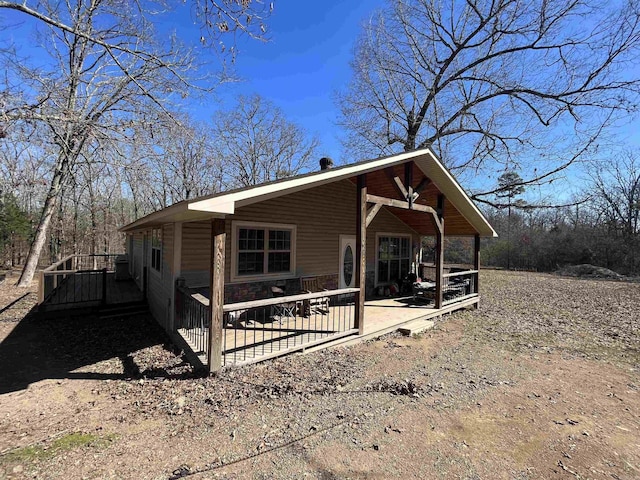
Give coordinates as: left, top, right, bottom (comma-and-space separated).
3, 0, 639, 203
187, 0, 386, 164
2, 1, 383, 165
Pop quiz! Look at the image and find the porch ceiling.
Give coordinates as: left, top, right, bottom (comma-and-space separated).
351, 163, 480, 236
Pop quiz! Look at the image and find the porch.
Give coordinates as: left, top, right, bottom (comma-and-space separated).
38, 254, 144, 312
174, 268, 478, 369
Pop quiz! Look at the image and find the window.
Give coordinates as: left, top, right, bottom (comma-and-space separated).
151, 228, 162, 272
377, 235, 411, 284
233, 222, 295, 280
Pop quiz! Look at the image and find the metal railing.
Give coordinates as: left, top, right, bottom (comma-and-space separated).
38, 254, 123, 305
442, 269, 478, 305
71, 254, 120, 271
222, 288, 358, 366
175, 286, 359, 368
175, 286, 211, 357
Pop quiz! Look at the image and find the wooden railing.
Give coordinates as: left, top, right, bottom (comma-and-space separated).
175, 286, 359, 368
222, 288, 359, 366
38, 254, 123, 305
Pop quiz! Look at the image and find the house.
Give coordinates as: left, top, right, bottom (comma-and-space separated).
115, 148, 496, 372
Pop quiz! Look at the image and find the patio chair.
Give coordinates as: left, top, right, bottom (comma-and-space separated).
270, 286, 296, 323
412, 280, 436, 303
300, 277, 330, 315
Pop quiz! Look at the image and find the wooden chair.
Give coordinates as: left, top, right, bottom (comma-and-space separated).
300, 277, 330, 315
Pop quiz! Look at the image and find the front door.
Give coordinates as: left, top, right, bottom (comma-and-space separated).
339, 235, 356, 288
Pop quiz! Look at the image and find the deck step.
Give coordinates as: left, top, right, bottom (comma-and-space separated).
397, 319, 435, 336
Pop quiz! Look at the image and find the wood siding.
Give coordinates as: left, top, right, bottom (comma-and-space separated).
147, 224, 175, 330
350, 164, 479, 236
178, 180, 419, 285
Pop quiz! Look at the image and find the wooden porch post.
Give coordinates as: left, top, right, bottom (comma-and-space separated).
355, 174, 367, 335
404, 161, 414, 208
208, 218, 226, 373
473, 233, 480, 300
435, 194, 445, 309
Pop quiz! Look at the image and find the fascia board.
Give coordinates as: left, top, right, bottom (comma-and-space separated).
415, 154, 498, 238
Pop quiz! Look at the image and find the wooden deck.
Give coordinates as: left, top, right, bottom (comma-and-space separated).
178, 294, 478, 367
365, 294, 477, 333
41, 273, 143, 311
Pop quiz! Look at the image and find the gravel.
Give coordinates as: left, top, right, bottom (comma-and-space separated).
0, 269, 639, 480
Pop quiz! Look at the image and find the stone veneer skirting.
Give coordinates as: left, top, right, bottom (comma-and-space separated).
224, 273, 341, 304
185, 272, 377, 304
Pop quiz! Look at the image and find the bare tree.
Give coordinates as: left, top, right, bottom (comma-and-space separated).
153, 117, 223, 202
1, 0, 273, 286
0, 125, 51, 217
1, 1, 202, 286
212, 94, 319, 188
338, 0, 640, 197
591, 151, 640, 237
0, 0, 272, 64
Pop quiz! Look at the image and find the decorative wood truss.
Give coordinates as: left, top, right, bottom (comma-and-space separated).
365, 163, 443, 234
355, 160, 449, 321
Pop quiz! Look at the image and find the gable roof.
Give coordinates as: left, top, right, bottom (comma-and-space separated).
120, 148, 497, 237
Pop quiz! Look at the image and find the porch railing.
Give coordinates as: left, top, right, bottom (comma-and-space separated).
442, 269, 478, 305
38, 254, 123, 305
222, 288, 358, 366
175, 286, 359, 368
175, 286, 211, 357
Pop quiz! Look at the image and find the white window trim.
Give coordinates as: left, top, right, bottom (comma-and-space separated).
374, 232, 412, 287
230, 221, 297, 283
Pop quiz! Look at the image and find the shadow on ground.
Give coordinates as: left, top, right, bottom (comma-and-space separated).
0, 308, 199, 394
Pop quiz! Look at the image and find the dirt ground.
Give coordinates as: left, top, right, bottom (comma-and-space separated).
0, 269, 638, 480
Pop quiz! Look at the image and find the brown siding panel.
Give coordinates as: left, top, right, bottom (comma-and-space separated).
163, 223, 174, 276
132, 232, 144, 291
182, 221, 211, 271
227, 180, 417, 282
181, 221, 211, 286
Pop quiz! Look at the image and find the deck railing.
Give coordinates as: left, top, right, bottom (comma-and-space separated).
222, 288, 358, 366
175, 286, 211, 357
442, 269, 478, 305
175, 286, 359, 367
38, 254, 123, 305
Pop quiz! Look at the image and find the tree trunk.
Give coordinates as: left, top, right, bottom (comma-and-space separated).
89, 183, 97, 259
16, 166, 65, 287
72, 184, 79, 254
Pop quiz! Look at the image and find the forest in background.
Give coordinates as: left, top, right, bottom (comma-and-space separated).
2, 0, 640, 280
0, 93, 319, 268
2, 145, 639, 276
